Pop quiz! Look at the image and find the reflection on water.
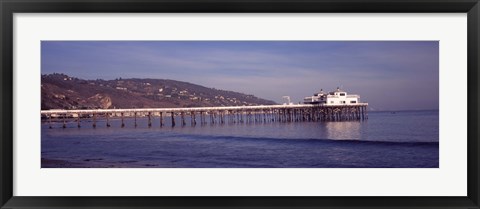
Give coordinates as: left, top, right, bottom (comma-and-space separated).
323, 121, 362, 140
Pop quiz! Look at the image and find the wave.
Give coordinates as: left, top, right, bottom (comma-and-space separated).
173, 133, 439, 147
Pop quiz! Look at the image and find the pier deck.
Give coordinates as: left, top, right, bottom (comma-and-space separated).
41, 103, 368, 128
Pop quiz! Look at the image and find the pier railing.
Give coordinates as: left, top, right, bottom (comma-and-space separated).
41, 103, 368, 128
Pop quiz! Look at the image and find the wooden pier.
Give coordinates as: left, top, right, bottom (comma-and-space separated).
40, 104, 368, 128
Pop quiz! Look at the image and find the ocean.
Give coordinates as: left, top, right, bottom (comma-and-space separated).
41, 110, 439, 168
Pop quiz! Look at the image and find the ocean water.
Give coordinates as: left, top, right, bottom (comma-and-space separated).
41, 110, 439, 168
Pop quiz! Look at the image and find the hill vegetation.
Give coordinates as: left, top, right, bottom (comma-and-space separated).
41, 73, 277, 110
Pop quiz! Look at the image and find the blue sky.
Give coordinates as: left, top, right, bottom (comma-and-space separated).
41, 41, 439, 111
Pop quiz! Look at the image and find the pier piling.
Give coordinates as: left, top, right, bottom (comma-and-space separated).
92, 113, 97, 128
77, 113, 81, 128
121, 113, 125, 128
62, 114, 66, 128
181, 112, 186, 126
134, 112, 137, 127
49, 114, 52, 129
148, 112, 152, 128
106, 113, 111, 127
160, 112, 164, 127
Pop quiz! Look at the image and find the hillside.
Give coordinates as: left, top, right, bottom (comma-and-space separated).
41, 73, 277, 110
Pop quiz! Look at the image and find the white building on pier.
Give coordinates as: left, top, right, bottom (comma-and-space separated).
304, 87, 361, 105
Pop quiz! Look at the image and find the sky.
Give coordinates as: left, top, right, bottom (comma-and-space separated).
41, 41, 439, 111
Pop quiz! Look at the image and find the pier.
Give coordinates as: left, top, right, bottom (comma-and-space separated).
41, 104, 368, 128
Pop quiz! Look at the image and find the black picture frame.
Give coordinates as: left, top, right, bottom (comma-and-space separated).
1, 0, 479, 208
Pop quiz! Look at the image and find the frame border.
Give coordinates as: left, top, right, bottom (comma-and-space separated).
1, 0, 479, 208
